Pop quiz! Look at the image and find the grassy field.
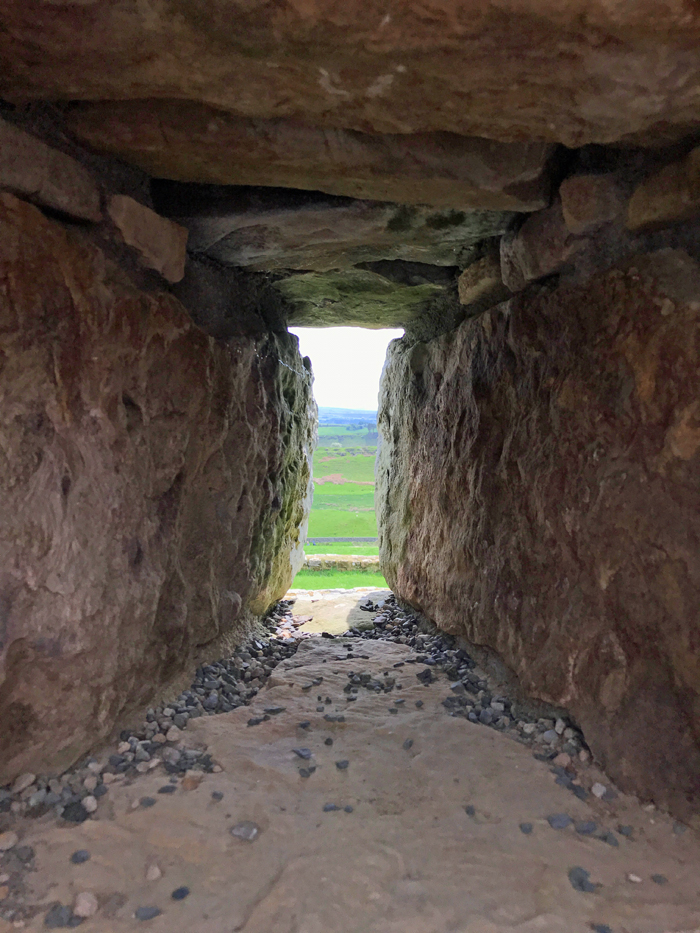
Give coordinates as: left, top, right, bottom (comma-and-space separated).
292, 569, 387, 589
304, 543, 379, 556
313, 453, 377, 482
307, 509, 378, 538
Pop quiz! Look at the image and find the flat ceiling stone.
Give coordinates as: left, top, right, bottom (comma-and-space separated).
69, 103, 552, 212
152, 181, 516, 271
3, 1, 700, 147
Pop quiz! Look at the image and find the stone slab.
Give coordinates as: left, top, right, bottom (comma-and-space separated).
107, 195, 189, 282
8, 638, 700, 931
0, 117, 101, 222
627, 147, 700, 232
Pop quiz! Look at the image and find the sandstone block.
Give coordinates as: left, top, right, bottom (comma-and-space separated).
377, 249, 700, 820
0, 117, 101, 222
559, 174, 624, 234
457, 254, 510, 313
627, 147, 700, 231
500, 201, 583, 292
0, 193, 314, 784
107, 195, 188, 282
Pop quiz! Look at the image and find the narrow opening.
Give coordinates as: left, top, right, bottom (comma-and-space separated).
288, 326, 402, 600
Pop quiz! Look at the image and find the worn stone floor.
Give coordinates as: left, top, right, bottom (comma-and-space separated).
288, 587, 392, 635
4, 637, 700, 932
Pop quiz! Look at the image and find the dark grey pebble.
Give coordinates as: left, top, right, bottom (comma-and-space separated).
323, 803, 340, 812
299, 768, 311, 778
94, 784, 109, 798
264, 707, 286, 715
70, 849, 91, 865
211, 791, 224, 801
44, 904, 78, 928
135, 906, 162, 921
571, 785, 589, 801
344, 805, 354, 813
547, 813, 572, 830
598, 831, 619, 847
394, 698, 405, 705
464, 805, 476, 817
292, 748, 312, 760
324, 738, 333, 746
247, 717, 265, 727
158, 785, 177, 795
403, 739, 414, 750
591, 925, 613, 933
230, 820, 260, 841
617, 824, 633, 837
415, 700, 424, 709
335, 760, 349, 770
568, 866, 599, 893
16, 845, 35, 863
316, 706, 325, 712
389, 708, 398, 715
324, 715, 345, 723
61, 802, 89, 823
575, 821, 597, 835
140, 797, 157, 808
171, 886, 190, 900
317, 696, 322, 701
298, 721, 311, 729
393, 662, 404, 668
651, 874, 669, 885
519, 823, 533, 835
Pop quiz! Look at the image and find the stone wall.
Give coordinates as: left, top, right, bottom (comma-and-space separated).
0, 192, 315, 784
377, 249, 700, 819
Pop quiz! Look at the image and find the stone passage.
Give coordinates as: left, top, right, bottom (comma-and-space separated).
1, 611, 699, 932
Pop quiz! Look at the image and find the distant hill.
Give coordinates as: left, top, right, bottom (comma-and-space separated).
318, 407, 377, 426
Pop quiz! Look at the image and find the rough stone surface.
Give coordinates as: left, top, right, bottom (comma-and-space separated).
560, 174, 625, 235
65, 103, 553, 211
457, 253, 510, 314
627, 147, 700, 232
377, 249, 700, 819
0, 193, 315, 784
107, 195, 188, 283
154, 182, 514, 272
5, 638, 700, 932
500, 200, 584, 292
0, 117, 101, 222
3, 4, 700, 148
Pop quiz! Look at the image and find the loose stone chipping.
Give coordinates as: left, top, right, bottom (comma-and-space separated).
0, 600, 698, 931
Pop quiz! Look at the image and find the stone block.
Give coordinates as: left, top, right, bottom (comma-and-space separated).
559, 174, 624, 234
457, 254, 510, 313
500, 201, 583, 292
107, 195, 188, 282
0, 117, 101, 221
627, 147, 700, 231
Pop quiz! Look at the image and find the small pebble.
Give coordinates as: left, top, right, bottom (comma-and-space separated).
146, 864, 162, 882
324, 738, 333, 746
323, 803, 340, 812
591, 925, 613, 933
135, 906, 162, 921
402, 739, 413, 750
211, 791, 224, 801
617, 824, 633, 837
519, 823, 533, 835
335, 760, 349, 770
73, 892, 98, 919
591, 782, 607, 799
298, 721, 310, 729
568, 866, 598, 893
62, 802, 89, 823
344, 805, 354, 813
82, 795, 98, 813
627, 873, 642, 884
673, 822, 687, 835
547, 813, 572, 830
0, 832, 18, 852
140, 797, 157, 808
415, 700, 423, 709
44, 904, 75, 928
599, 831, 619, 847
464, 805, 476, 817
651, 874, 668, 885
292, 748, 312, 760
230, 820, 260, 841
575, 821, 597, 836
71, 850, 91, 865
171, 886, 190, 900
158, 785, 177, 795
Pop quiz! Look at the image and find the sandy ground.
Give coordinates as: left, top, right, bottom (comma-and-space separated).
4, 637, 700, 932
288, 587, 391, 635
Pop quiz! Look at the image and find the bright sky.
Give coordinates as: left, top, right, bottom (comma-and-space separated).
289, 327, 404, 411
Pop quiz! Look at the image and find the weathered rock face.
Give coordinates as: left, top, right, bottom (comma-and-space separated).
377, 249, 700, 818
0, 193, 315, 783
4, 2, 700, 148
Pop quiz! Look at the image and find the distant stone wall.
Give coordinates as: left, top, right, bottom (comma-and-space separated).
303, 555, 381, 572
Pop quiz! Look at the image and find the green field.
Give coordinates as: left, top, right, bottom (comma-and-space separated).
313, 453, 377, 482
304, 543, 379, 556
307, 509, 378, 538
292, 569, 387, 589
